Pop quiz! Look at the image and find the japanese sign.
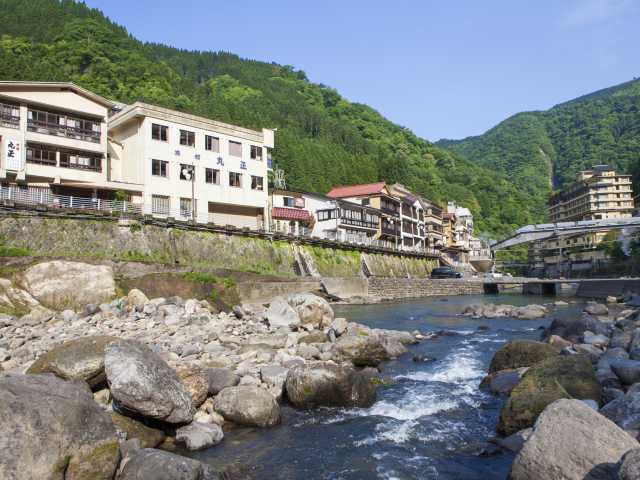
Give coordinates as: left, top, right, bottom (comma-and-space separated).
4, 137, 23, 171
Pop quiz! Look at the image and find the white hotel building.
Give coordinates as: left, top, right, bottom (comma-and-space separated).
0, 81, 275, 230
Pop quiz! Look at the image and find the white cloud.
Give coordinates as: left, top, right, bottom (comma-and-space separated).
561, 0, 635, 28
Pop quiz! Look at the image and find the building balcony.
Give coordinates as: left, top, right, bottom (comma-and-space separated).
0, 113, 19, 129
27, 119, 101, 144
381, 226, 400, 236
340, 217, 378, 230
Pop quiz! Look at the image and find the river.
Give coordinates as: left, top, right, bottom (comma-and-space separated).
192, 293, 585, 479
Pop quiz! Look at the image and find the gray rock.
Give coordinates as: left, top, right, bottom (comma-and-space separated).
585, 302, 609, 316
630, 329, 640, 360
482, 369, 524, 396
331, 333, 390, 367
612, 360, 640, 385
543, 315, 610, 344
260, 364, 289, 400
176, 422, 224, 451
0, 374, 120, 480
213, 385, 281, 427
573, 343, 604, 362
297, 343, 321, 360
265, 296, 300, 329
380, 336, 408, 358
493, 428, 532, 453
286, 293, 334, 328
285, 361, 377, 408
330, 317, 348, 336
26, 335, 117, 388
619, 448, 640, 480
601, 388, 640, 432
611, 328, 634, 350
205, 367, 240, 395
509, 399, 638, 480
105, 339, 195, 423
603, 387, 625, 404
583, 331, 609, 347
119, 448, 218, 480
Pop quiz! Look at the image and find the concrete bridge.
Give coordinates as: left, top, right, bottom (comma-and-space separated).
482, 277, 640, 299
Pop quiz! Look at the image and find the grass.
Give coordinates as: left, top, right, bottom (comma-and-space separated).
0, 245, 31, 257
182, 271, 236, 289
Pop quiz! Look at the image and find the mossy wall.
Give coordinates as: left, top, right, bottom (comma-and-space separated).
0, 216, 438, 278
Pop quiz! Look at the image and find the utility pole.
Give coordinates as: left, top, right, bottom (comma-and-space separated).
191, 162, 195, 222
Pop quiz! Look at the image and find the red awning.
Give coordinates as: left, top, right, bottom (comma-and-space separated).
272, 207, 311, 221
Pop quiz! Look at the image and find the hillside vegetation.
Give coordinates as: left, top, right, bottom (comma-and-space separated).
438, 78, 640, 217
0, 0, 542, 236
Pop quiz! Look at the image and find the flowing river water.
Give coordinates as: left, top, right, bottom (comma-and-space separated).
191, 293, 586, 480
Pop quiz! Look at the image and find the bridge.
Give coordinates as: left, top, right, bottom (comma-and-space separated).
492, 216, 640, 250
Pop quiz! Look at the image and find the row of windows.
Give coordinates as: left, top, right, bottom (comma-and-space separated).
26, 143, 102, 172
151, 159, 263, 190
27, 108, 101, 143
151, 123, 263, 159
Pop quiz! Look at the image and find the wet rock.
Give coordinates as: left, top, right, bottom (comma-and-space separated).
119, 448, 216, 480
498, 355, 600, 436
412, 354, 435, 363
380, 336, 408, 359
176, 422, 224, 451
583, 331, 609, 347
0, 374, 120, 480
611, 360, 640, 385
509, 399, 637, 480
600, 387, 640, 433
611, 328, 633, 350
16, 260, 116, 311
331, 333, 390, 367
492, 428, 532, 453
111, 412, 165, 448
105, 339, 195, 423
481, 369, 525, 396
213, 385, 280, 427
489, 340, 558, 373
27, 335, 117, 388
619, 448, 640, 480
176, 365, 209, 407
286, 361, 376, 408
543, 314, 610, 344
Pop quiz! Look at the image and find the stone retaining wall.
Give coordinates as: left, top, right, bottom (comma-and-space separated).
368, 277, 485, 299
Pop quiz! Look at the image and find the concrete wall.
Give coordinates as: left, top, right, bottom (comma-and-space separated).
237, 280, 322, 303
368, 277, 484, 299
576, 279, 640, 299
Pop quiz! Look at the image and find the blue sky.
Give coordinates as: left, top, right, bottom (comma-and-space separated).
85, 0, 640, 141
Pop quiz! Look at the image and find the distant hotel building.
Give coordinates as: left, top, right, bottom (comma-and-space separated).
548, 165, 634, 222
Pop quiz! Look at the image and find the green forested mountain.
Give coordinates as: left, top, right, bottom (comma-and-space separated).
438, 79, 640, 217
0, 0, 543, 235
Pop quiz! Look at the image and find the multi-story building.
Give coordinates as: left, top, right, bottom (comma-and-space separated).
108, 102, 274, 228
389, 183, 425, 251
327, 182, 401, 249
420, 199, 445, 252
548, 165, 634, 222
0, 81, 142, 201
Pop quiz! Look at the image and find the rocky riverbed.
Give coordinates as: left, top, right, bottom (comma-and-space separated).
0, 261, 426, 479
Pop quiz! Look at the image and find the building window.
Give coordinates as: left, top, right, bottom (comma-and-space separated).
180, 130, 195, 147
250, 145, 262, 160
229, 171, 242, 188
151, 159, 168, 177
59, 150, 101, 172
179, 164, 195, 181
205, 135, 219, 152
26, 143, 57, 166
283, 196, 295, 207
229, 141, 242, 157
152, 195, 170, 215
180, 198, 196, 218
0, 102, 20, 128
362, 198, 370, 206
151, 124, 168, 141
205, 168, 220, 184
251, 175, 264, 190
317, 209, 338, 221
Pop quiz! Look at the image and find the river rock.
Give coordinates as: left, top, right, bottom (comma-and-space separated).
119, 448, 216, 480
380, 336, 408, 358
583, 331, 609, 347
585, 302, 609, 316
285, 361, 376, 408
492, 428, 532, 453
600, 387, 640, 433
265, 296, 300, 329
176, 365, 209, 407
508, 399, 637, 480
489, 340, 558, 373
611, 360, 640, 385
16, 260, 116, 310
27, 335, 117, 388
125, 288, 149, 310
0, 374, 120, 480
0, 277, 40, 313
330, 317, 348, 336
298, 330, 328, 344
205, 367, 240, 394
286, 293, 334, 328
514, 304, 548, 320
111, 412, 165, 448
105, 339, 195, 423
481, 369, 525, 396
498, 355, 601, 436
331, 333, 390, 367
619, 448, 640, 480
213, 385, 280, 427
260, 364, 289, 400
176, 422, 224, 451
611, 328, 634, 350
543, 314, 610, 344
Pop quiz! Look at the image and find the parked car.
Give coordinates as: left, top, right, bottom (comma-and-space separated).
430, 267, 462, 279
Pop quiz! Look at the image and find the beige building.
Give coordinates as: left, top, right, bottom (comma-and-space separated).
0, 81, 142, 202
549, 165, 634, 222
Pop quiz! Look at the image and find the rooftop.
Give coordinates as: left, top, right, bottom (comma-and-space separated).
0, 80, 115, 108
327, 182, 387, 198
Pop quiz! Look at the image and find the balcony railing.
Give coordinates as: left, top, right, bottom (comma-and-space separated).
340, 216, 378, 229
0, 113, 19, 129
59, 158, 102, 172
381, 226, 401, 236
27, 119, 100, 143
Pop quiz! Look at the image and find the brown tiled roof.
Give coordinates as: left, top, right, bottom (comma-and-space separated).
272, 207, 311, 221
327, 182, 386, 198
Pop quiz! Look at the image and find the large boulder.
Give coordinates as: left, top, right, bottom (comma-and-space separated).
27, 335, 117, 388
331, 333, 390, 367
489, 340, 558, 373
17, 261, 116, 310
176, 365, 209, 407
286, 361, 377, 408
543, 315, 610, 344
600, 387, 640, 434
0, 277, 40, 314
0, 374, 120, 480
213, 385, 280, 427
265, 296, 300, 329
110, 412, 165, 448
205, 367, 240, 395
105, 339, 195, 423
509, 399, 637, 480
175, 422, 224, 451
119, 448, 217, 480
498, 355, 601, 436
286, 293, 334, 328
